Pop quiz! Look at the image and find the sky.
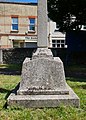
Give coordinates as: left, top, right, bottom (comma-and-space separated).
5, 0, 37, 3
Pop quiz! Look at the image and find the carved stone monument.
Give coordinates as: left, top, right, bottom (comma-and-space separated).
7, 0, 80, 108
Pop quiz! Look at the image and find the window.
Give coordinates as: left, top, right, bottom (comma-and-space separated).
81, 25, 86, 30
13, 41, 24, 48
52, 40, 65, 48
83, 25, 86, 29
12, 17, 18, 31
29, 18, 35, 31
13, 41, 19, 48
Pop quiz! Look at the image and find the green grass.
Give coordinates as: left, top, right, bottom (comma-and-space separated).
0, 75, 86, 120
0, 64, 21, 71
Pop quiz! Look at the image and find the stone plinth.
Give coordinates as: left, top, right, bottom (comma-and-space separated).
7, 85, 80, 108
18, 49, 68, 95
7, 48, 80, 108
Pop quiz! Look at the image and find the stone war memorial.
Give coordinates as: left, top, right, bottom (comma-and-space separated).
7, 0, 80, 108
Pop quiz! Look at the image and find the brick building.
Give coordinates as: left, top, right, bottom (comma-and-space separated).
0, 1, 67, 49
0, 1, 37, 48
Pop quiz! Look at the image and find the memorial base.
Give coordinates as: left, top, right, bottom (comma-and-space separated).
7, 48, 80, 108
7, 84, 80, 108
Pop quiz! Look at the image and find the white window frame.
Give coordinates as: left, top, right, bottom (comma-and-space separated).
11, 17, 18, 31
28, 18, 35, 32
52, 39, 65, 48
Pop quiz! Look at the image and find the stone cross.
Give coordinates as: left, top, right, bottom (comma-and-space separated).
37, 0, 48, 48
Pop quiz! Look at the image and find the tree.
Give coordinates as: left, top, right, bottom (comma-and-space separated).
48, 0, 86, 31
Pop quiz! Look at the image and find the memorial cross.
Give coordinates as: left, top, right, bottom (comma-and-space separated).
37, 0, 48, 48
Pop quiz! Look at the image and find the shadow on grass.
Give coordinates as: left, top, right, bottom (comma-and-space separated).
0, 64, 22, 71
0, 64, 22, 75
71, 83, 86, 89
0, 88, 12, 109
0, 88, 12, 101
0, 83, 20, 109
77, 84, 86, 89
66, 77, 86, 82
0, 88, 10, 93
0, 68, 21, 75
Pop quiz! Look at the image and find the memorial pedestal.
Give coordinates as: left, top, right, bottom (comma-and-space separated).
7, 48, 80, 108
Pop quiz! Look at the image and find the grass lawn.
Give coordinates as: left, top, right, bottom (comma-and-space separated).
0, 64, 21, 71
0, 75, 86, 120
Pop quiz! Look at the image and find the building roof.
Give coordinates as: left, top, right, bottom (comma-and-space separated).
51, 31, 65, 38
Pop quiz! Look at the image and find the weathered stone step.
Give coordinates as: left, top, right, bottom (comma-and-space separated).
7, 84, 80, 108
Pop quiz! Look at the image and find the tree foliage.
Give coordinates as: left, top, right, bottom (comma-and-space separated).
48, 0, 86, 31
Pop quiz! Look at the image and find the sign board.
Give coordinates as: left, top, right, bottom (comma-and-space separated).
25, 36, 37, 42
